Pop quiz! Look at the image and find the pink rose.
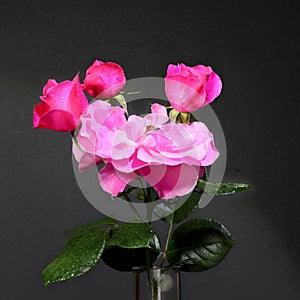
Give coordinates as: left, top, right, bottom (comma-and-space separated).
98, 163, 138, 197
97, 104, 218, 199
165, 63, 222, 112
76, 102, 219, 199
33, 74, 88, 132
83, 60, 126, 99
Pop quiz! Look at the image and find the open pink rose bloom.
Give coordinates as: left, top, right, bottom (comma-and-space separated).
74, 101, 219, 199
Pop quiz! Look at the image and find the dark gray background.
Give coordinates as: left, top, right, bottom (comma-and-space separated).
1, 0, 299, 299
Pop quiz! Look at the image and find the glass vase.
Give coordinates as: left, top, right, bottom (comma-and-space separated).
133, 266, 181, 300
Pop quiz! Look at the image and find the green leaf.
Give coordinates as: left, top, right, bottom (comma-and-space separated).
101, 247, 159, 272
196, 180, 252, 195
64, 217, 117, 235
106, 222, 155, 248
102, 223, 160, 271
167, 218, 235, 272
43, 228, 109, 286
162, 190, 203, 224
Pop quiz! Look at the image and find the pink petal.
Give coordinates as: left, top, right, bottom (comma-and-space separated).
97, 83, 125, 100
151, 103, 167, 115
87, 60, 104, 72
112, 150, 149, 173
94, 104, 126, 130
165, 78, 206, 112
200, 142, 220, 166
69, 74, 89, 115
33, 101, 50, 128
40, 80, 74, 109
72, 140, 102, 172
36, 109, 76, 132
111, 130, 138, 160
193, 64, 212, 75
42, 79, 57, 95
205, 71, 222, 104
77, 100, 126, 157
111, 115, 145, 160
140, 164, 199, 199
98, 163, 137, 196
166, 64, 183, 76
144, 103, 169, 125
198, 166, 205, 179
137, 132, 182, 165
84, 73, 105, 98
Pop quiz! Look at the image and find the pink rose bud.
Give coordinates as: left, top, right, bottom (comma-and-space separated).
33, 74, 88, 132
165, 63, 222, 112
83, 60, 126, 99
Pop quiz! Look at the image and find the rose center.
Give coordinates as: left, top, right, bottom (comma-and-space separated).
145, 125, 156, 133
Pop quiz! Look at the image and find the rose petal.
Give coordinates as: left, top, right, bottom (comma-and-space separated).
33, 101, 50, 128
144, 103, 169, 125
42, 79, 57, 95
200, 142, 220, 166
77, 100, 126, 157
33, 99, 77, 132
140, 164, 199, 199
98, 163, 137, 196
72, 140, 102, 172
40, 80, 74, 110
68, 74, 89, 116
205, 71, 222, 104
198, 166, 205, 179
165, 78, 206, 112
112, 150, 149, 173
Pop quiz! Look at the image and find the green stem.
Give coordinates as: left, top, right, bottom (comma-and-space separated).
123, 193, 141, 222
136, 177, 154, 222
137, 177, 148, 201
160, 221, 173, 268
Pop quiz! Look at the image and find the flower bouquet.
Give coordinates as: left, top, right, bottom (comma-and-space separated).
33, 60, 251, 299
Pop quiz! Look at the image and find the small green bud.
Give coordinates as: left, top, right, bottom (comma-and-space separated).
169, 109, 180, 122
179, 112, 190, 124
